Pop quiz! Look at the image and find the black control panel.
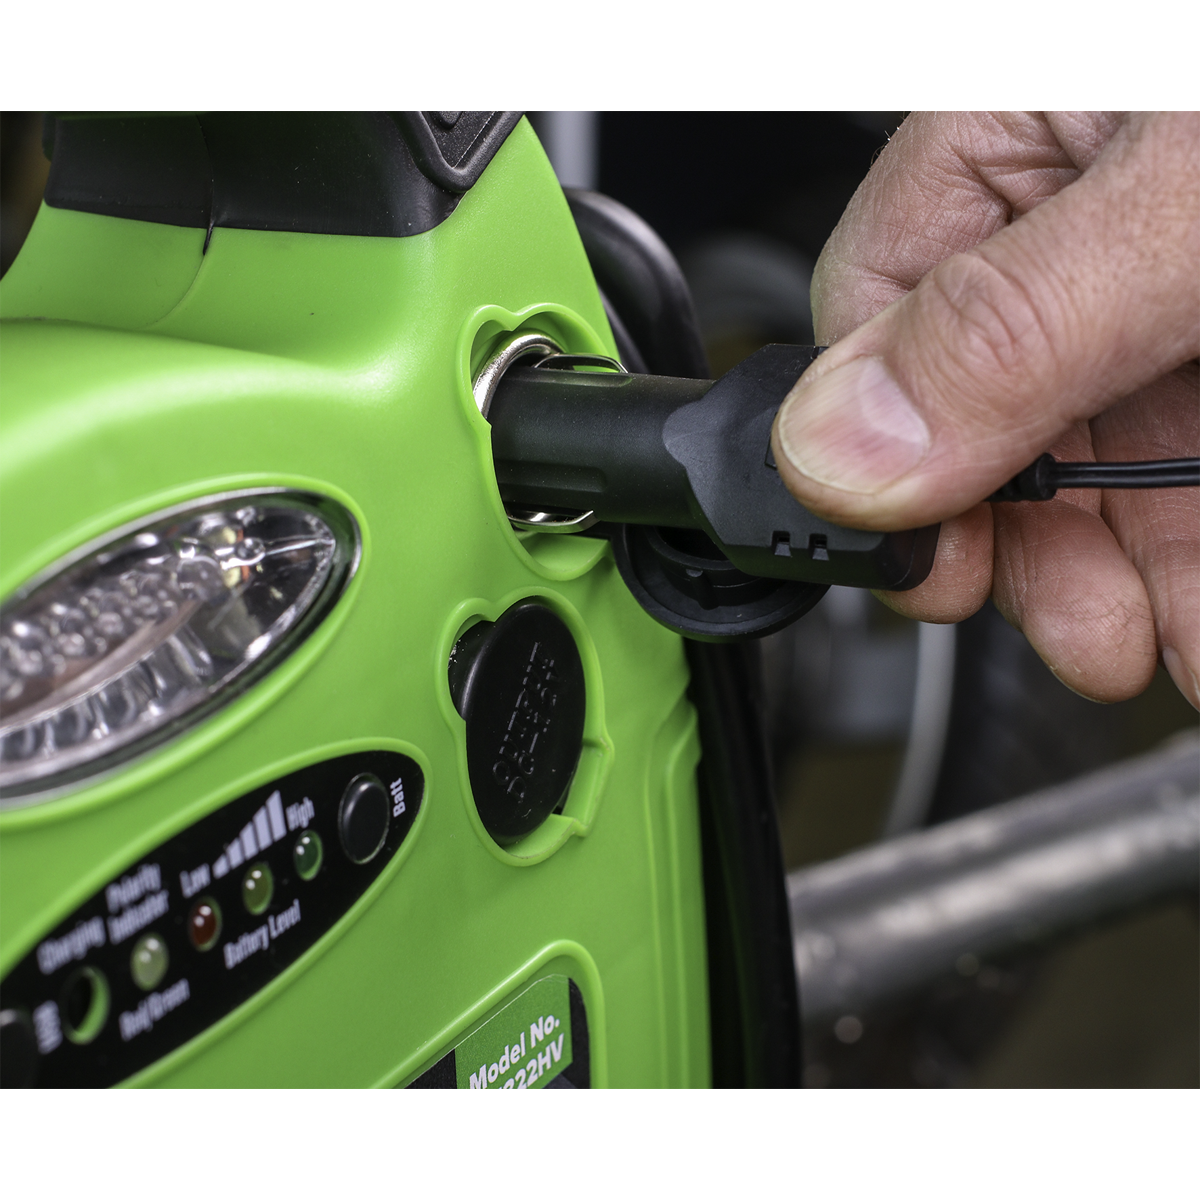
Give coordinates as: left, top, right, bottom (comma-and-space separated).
0, 750, 423, 1088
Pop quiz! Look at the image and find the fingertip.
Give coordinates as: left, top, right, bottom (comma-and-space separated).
875, 506, 994, 623
775, 355, 931, 500
1163, 647, 1200, 712
993, 500, 1159, 704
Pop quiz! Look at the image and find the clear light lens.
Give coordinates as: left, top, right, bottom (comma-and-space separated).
0, 492, 358, 801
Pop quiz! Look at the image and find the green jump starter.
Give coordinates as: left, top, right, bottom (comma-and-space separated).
0, 113, 838, 1088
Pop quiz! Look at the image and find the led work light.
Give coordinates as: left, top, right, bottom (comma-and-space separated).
0, 492, 359, 802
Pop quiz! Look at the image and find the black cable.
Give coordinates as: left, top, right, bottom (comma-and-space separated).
989, 455, 1200, 502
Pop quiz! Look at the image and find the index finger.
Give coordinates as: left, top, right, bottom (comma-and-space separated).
811, 111, 1116, 342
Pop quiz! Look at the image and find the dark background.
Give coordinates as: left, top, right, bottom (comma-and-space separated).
587, 111, 1197, 1088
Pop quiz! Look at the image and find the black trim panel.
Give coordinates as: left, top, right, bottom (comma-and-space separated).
43, 112, 522, 238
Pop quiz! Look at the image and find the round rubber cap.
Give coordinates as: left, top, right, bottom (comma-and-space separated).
448, 603, 585, 846
611, 524, 826, 641
338, 774, 390, 864
0, 1009, 38, 1088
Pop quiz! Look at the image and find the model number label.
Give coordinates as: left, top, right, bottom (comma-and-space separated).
455, 975, 573, 1090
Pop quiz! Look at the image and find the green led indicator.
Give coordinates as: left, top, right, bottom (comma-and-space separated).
294, 831, 324, 881
130, 933, 170, 991
242, 863, 274, 915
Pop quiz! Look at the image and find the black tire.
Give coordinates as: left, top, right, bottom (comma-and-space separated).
928, 600, 1126, 824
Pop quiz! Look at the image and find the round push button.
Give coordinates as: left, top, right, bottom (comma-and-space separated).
447, 602, 585, 846
0, 1009, 39, 1088
338, 774, 390, 864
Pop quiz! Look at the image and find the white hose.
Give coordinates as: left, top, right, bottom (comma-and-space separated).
882, 622, 957, 837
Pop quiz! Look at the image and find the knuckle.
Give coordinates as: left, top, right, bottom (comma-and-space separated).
915, 251, 1059, 399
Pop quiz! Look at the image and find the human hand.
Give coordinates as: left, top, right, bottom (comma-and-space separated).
769, 112, 1199, 708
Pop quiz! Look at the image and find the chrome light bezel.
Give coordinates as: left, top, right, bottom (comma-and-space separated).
0, 489, 361, 806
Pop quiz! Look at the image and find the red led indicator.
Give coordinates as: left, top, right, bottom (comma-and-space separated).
188, 898, 222, 951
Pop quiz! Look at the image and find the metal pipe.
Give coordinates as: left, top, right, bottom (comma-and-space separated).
788, 732, 1200, 1028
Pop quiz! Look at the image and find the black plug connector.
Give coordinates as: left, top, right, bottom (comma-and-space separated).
988, 453, 1058, 501
489, 344, 939, 590
990, 454, 1200, 501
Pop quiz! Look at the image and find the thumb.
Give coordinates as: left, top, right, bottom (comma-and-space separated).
771, 111, 1199, 530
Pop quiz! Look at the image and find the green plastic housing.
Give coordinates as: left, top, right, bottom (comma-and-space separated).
0, 119, 711, 1087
